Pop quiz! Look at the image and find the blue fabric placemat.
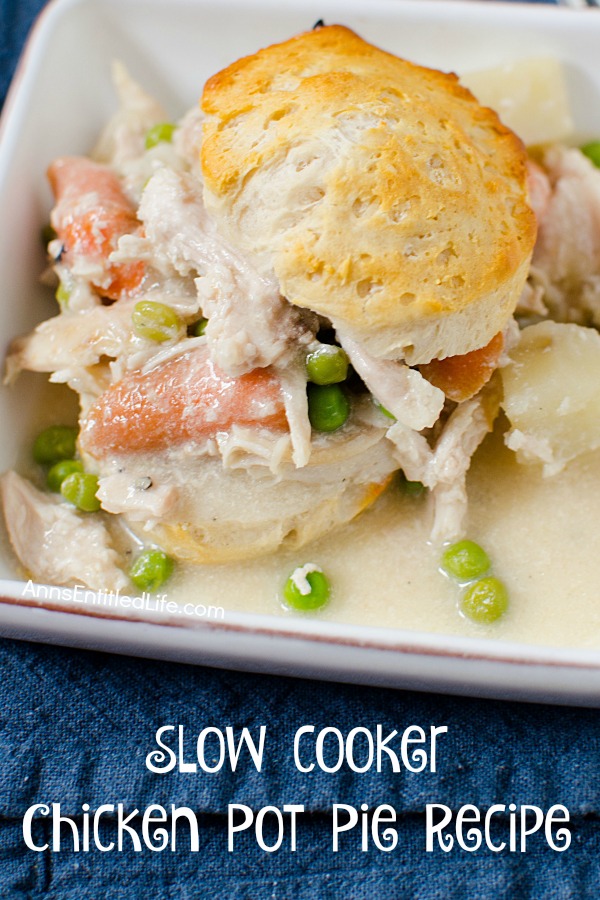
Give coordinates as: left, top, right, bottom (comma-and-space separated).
2, 1, 599, 898
2, 637, 600, 900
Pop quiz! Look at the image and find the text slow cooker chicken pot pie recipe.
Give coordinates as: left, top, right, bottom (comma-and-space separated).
3, 25, 600, 644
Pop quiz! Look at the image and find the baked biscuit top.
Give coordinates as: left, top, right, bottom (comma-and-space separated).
201, 25, 536, 362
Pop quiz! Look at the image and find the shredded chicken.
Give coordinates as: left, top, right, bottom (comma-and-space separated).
429, 481, 471, 547
427, 394, 497, 542
428, 396, 494, 543
530, 147, 600, 325
526, 158, 552, 223
0, 471, 127, 591
385, 423, 432, 484
92, 61, 168, 171
277, 357, 312, 468
427, 396, 493, 487
516, 274, 548, 318
96, 472, 179, 522
337, 333, 445, 431
6, 290, 208, 393
388, 394, 496, 542
125, 167, 315, 376
172, 108, 205, 176
6, 304, 137, 384
217, 427, 291, 474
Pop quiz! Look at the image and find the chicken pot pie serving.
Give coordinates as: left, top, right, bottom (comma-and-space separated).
2, 25, 600, 626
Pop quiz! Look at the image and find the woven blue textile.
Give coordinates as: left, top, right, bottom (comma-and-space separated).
2, 637, 600, 899
3, 1, 599, 898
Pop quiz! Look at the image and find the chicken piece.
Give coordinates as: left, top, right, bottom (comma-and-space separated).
338, 334, 445, 431
92, 61, 168, 170
173, 107, 205, 176
49, 156, 144, 301
385, 423, 432, 484
388, 391, 498, 543
428, 395, 496, 543
531, 147, 600, 324
135, 167, 313, 376
516, 274, 548, 318
6, 294, 206, 393
277, 357, 312, 468
428, 397, 493, 487
0, 471, 127, 591
96, 473, 179, 522
526, 159, 552, 223
6, 302, 137, 383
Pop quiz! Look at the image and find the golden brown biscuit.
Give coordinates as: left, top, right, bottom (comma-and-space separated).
201, 25, 536, 363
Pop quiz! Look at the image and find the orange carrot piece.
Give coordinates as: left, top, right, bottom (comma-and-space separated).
419, 331, 504, 403
80, 346, 288, 455
48, 156, 144, 300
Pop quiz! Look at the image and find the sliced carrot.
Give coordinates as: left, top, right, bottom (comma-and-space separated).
80, 346, 288, 455
419, 331, 504, 403
48, 156, 144, 300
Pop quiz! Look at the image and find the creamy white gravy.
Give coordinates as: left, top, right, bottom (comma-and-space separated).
13, 382, 600, 651
165, 427, 600, 651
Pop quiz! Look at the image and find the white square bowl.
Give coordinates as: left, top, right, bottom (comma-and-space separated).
3, 0, 600, 704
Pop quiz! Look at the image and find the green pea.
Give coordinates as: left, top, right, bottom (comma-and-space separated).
47, 459, 84, 493
441, 540, 491, 581
283, 569, 330, 611
581, 141, 600, 168
55, 282, 71, 307
33, 426, 78, 465
398, 473, 425, 497
132, 300, 182, 343
60, 472, 101, 512
192, 317, 208, 336
307, 383, 350, 432
460, 576, 508, 624
130, 549, 174, 592
306, 345, 349, 385
145, 122, 177, 150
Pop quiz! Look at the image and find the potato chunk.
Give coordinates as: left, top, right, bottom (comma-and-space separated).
461, 58, 573, 147
501, 321, 600, 475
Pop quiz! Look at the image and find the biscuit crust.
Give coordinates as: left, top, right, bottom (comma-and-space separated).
201, 25, 536, 362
